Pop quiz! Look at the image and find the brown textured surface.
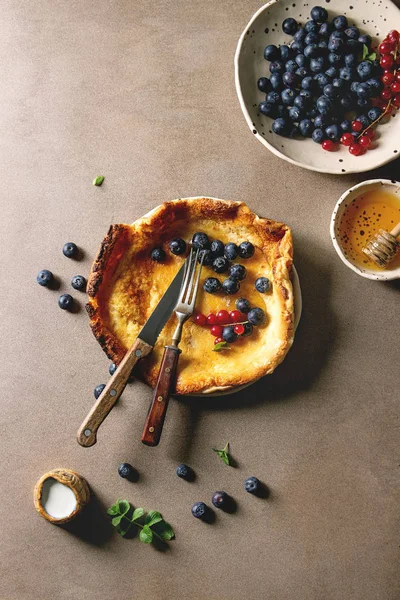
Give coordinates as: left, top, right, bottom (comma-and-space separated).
1, 1, 400, 600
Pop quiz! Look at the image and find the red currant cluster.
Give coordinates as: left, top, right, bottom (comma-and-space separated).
194, 310, 248, 345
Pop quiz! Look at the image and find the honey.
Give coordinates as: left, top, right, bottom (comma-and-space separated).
339, 188, 400, 270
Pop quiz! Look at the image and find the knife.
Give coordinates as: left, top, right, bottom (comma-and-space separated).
77, 261, 186, 447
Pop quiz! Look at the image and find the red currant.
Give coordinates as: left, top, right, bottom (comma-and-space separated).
351, 120, 363, 133
194, 313, 207, 326
380, 55, 394, 69
366, 128, 375, 139
391, 81, 400, 94
388, 30, 400, 43
207, 313, 218, 326
340, 133, 354, 146
382, 71, 395, 85
393, 94, 400, 108
396, 72, 400, 83
210, 325, 223, 337
214, 337, 223, 345
349, 143, 363, 156
381, 88, 393, 101
216, 310, 231, 324
359, 135, 371, 148
229, 310, 245, 323
234, 324, 245, 335
379, 41, 393, 54
322, 139, 335, 151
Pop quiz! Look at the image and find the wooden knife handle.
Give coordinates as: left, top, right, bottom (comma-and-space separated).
141, 345, 181, 447
77, 337, 152, 447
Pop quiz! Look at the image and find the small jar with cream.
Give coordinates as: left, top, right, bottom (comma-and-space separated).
34, 468, 90, 524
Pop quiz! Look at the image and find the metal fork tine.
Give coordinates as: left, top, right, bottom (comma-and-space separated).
188, 251, 205, 307
183, 248, 200, 304
178, 246, 195, 303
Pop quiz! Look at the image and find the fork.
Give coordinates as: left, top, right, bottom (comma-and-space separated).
141, 246, 204, 446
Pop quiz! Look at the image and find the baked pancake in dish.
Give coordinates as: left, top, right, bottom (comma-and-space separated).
86, 197, 294, 395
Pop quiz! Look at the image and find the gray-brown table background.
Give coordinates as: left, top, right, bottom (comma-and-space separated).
1, 1, 399, 599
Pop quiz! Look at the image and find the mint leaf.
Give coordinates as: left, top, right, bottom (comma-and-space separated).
117, 499, 130, 516
132, 507, 145, 521
107, 504, 119, 516
93, 175, 105, 186
213, 342, 231, 352
145, 511, 163, 527
362, 44, 376, 61
368, 51, 377, 61
212, 442, 231, 465
158, 521, 175, 541
111, 515, 122, 527
139, 526, 153, 544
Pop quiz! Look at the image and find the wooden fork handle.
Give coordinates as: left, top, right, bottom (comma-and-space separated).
77, 337, 153, 447
141, 345, 181, 447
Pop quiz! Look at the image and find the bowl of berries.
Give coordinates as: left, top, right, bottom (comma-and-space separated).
235, 0, 400, 174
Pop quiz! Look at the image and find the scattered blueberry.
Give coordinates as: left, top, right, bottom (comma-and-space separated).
244, 476, 261, 495
312, 128, 324, 143
224, 242, 239, 261
280, 45, 292, 61
368, 106, 382, 121
266, 90, 281, 105
255, 277, 271, 293
151, 247, 166, 262
63, 242, 78, 258
270, 72, 283, 91
210, 239, 225, 257
298, 118, 314, 137
222, 278, 240, 295
176, 464, 195, 481
366, 78, 383, 96
358, 34, 372, 47
333, 15, 348, 31
212, 491, 229, 509
345, 26, 360, 39
71, 275, 87, 291
304, 20, 319, 33
58, 294, 74, 311
281, 88, 296, 106
304, 43, 319, 58
357, 61, 373, 82
325, 123, 341, 142
294, 28, 307, 43
109, 362, 117, 376
269, 60, 285, 74
319, 22, 332, 37
191, 502, 209, 520
259, 101, 275, 117
169, 238, 187, 255
118, 463, 136, 481
305, 31, 319, 46
340, 119, 352, 132
248, 307, 266, 326
236, 297, 251, 314
295, 53, 307, 67
199, 249, 213, 266
257, 77, 271, 93
228, 264, 247, 281
264, 44, 279, 61
212, 256, 230, 274
344, 54, 357, 68
243, 322, 254, 336
283, 72, 298, 88
316, 95, 333, 115
37, 269, 53, 287
282, 17, 298, 36
203, 277, 221, 294
272, 117, 290, 136
222, 326, 238, 343
94, 384, 106, 399
311, 6, 328, 23
355, 114, 370, 129
192, 232, 210, 250
288, 106, 304, 122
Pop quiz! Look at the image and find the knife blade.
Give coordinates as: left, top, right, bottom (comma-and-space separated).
77, 260, 186, 447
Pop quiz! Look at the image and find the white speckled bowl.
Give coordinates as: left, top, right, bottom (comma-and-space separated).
234, 0, 400, 174
330, 178, 400, 280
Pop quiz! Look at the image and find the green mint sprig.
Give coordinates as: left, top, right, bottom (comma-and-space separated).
107, 500, 175, 543
213, 341, 231, 352
212, 442, 231, 466
362, 44, 376, 62
93, 175, 105, 186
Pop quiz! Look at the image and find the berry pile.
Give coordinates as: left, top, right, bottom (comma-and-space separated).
258, 6, 387, 149
194, 298, 266, 349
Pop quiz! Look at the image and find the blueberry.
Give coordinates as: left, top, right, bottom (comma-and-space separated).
366, 78, 383, 96
242, 322, 254, 336
330, 31, 346, 41
312, 128, 324, 143
295, 54, 307, 67
244, 476, 261, 494
323, 84, 338, 99
199, 249, 213, 266
222, 278, 240, 295
255, 277, 271, 293
357, 61, 373, 81
109, 362, 117, 375
192, 232, 210, 250
151, 247, 166, 262
276, 104, 287, 118
339, 67, 355, 81
301, 76, 315, 91
236, 297, 251, 313
295, 67, 309, 79
340, 119, 352, 132
264, 44, 279, 61
212, 491, 229, 509
58, 293, 74, 310
191, 502, 208, 519
350, 81, 360, 94
290, 41, 304, 54
71, 275, 87, 291
333, 15, 348, 31
281, 88, 296, 105
358, 34, 372, 47
314, 114, 327, 128
238, 241, 255, 259
169, 237, 186, 255
248, 307, 266, 326
257, 77, 271, 93
347, 39, 362, 53
356, 82, 371, 98
299, 89, 313, 102
314, 73, 330, 89
325, 123, 341, 142
294, 95, 309, 111
305, 32, 319, 45
325, 66, 338, 78
118, 463, 136, 481
285, 59, 298, 73
328, 38, 345, 53
266, 91, 281, 105
304, 43, 319, 58
311, 5, 328, 22
316, 95, 333, 115
328, 53, 342, 66
282, 17, 298, 35
176, 464, 194, 481
345, 26, 360, 39
272, 117, 291, 136
355, 114, 370, 129
280, 45, 292, 61
310, 57, 325, 73
259, 101, 275, 117
319, 22, 332, 37
63, 242, 78, 258
318, 40, 329, 53
37, 269, 53, 287
288, 106, 304, 122
229, 264, 247, 281
203, 277, 221, 294
270, 72, 283, 91
368, 106, 382, 121
293, 28, 307, 42
304, 20, 319, 33
344, 53, 357, 68
340, 94, 354, 110
282, 72, 298, 88
357, 97, 370, 109
210, 240, 224, 257
332, 76, 347, 89
288, 123, 299, 138
222, 326, 238, 343
224, 242, 239, 260
269, 60, 285, 74
94, 384, 106, 399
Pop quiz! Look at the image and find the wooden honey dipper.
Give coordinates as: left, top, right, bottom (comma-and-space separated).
362, 221, 400, 268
